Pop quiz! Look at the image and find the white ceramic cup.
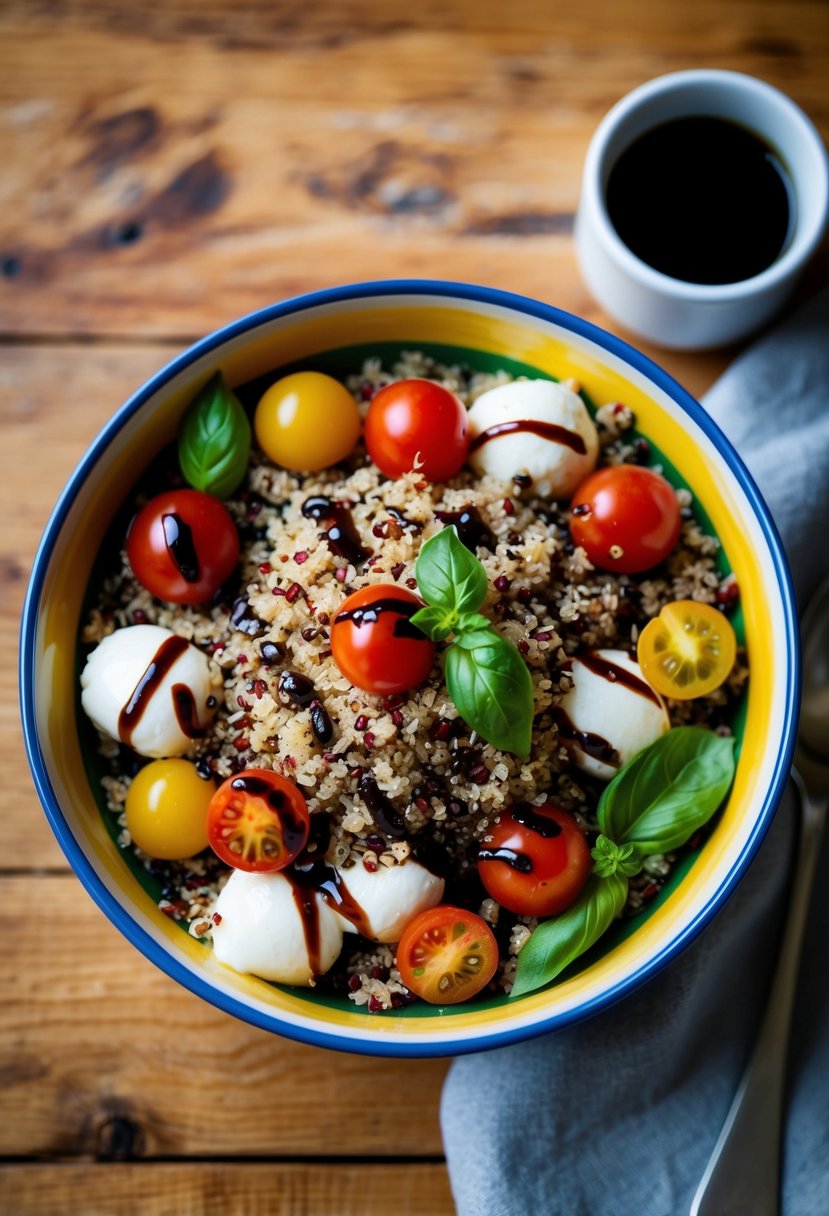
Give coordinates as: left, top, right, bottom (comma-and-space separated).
575, 70, 829, 350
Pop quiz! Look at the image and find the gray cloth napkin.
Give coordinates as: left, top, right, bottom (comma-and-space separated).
441, 285, 829, 1216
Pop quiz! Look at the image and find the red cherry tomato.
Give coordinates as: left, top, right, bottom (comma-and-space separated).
331, 584, 436, 695
207, 769, 310, 873
365, 379, 469, 482
569, 465, 681, 574
396, 905, 499, 1005
127, 489, 240, 605
477, 803, 591, 917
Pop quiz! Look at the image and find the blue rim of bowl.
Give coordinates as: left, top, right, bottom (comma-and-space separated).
19, 279, 801, 1058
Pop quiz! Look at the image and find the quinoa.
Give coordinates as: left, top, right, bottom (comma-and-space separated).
81, 351, 748, 1005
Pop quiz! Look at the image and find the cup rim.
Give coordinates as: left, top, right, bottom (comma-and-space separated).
582, 68, 829, 302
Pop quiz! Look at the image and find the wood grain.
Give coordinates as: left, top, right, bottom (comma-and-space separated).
3, 3, 829, 1212
0, 874, 449, 1158
0, 1162, 454, 1216
0, 1, 827, 338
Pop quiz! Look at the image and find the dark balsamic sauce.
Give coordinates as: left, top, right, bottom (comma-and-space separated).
171, 683, 205, 739
512, 803, 563, 838
334, 596, 425, 642
358, 773, 407, 839
118, 635, 190, 745
579, 651, 663, 707
278, 669, 316, 708
161, 513, 200, 583
301, 494, 369, 566
469, 419, 587, 455
387, 507, 422, 533
606, 115, 794, 285
554, 708, 620, 767
435, 505, 496, 552
478, 845, 533, 873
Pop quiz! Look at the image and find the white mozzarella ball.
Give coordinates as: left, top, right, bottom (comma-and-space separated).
211, 870, 344, 985
467, 379, 599, 498
334, 859, 445, 943
557, 648, 670, 781
80, 624, 217, 759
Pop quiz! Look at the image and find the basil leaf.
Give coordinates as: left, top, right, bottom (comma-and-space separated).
454, 611, 492, 637
410, 605, 455, 642
598, 726, 736, 855
445, 630, 533, 756
510, 873, 628, 998
415, 527, 488, 617
591, 834, 642, 878
178, 371, 251, 499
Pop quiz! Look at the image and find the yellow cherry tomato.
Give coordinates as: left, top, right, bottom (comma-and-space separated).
125, 759, 213, 860
637, 600, 737, 700
254, 371, 361, 472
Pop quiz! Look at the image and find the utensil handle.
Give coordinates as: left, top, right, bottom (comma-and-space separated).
690, 771, 827, 1216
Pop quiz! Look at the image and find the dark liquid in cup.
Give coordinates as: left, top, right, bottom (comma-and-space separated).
605, 115, 795, 286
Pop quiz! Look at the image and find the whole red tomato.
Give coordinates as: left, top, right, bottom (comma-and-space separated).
477, 803, 591, 917
331, 584, 435, 695
127, 489, 239, 605
365, 379, 469, 482
570, 465, 681, 574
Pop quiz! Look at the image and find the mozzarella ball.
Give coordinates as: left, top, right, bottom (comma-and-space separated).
211, 870, 344, 985
467, 379, 599, 498
557, 648, 670, 781
80, 624, 218, 759
334, 858, 445, 943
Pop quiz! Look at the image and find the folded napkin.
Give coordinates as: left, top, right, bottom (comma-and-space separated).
441, 285, 829, 1216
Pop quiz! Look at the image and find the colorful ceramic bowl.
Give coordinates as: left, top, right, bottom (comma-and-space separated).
20, 281, 799, 1057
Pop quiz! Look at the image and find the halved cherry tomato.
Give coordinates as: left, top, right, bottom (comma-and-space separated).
365, 379, 469, 482
570, 465, 681, 574
637, 599, 737, 700
477, 803, 591, 917
331, 584, 435, 695
127, 489, 240, 605
207, 769, 310, 872
254, 371, 361, 472
396, 905, 499, 1005
125, 758, 212, 860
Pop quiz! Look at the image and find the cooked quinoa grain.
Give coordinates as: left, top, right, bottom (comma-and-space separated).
81, 352, 747, 1006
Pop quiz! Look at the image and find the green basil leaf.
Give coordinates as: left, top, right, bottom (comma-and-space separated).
445, 630, 533, 756
510, 873, 628, 998
178, 371, 251, 499
410, 605, 455, 642
598, 726, 736, 855
590, 834, 642, 878
414, 527, 488, 617
454, 611, 492, 637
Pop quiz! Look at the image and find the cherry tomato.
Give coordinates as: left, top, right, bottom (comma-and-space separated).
125, 759, 213, 860
396, 905, 499, 1005
127, 489, 239, 605
331, 584, 435, 695
637, 599, 737, 700
207, 769, 310, 872
570, 465, 681, 574
365, 379, 469, 481
477, 803, 591, 917
254, 371, 361, 472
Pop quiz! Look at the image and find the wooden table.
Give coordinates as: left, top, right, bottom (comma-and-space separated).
2, 3, 827, 1212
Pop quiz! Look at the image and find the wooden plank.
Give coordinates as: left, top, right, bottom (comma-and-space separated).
0, 1162, 455, 1216
0, 874, 450, 1158
0, 1, 827, 338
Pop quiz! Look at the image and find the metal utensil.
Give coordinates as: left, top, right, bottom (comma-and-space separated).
691, 577, 829, 1216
